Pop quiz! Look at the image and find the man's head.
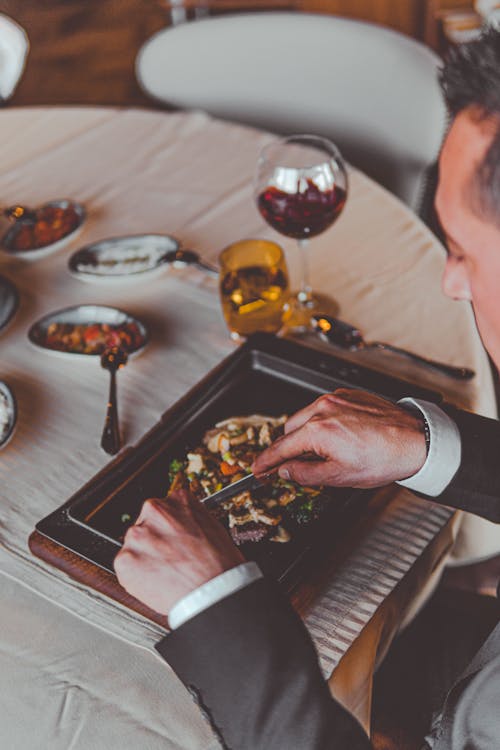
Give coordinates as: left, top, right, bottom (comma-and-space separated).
437, 29, 500, 368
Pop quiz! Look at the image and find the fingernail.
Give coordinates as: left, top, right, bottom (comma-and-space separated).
278, 467, 290, 481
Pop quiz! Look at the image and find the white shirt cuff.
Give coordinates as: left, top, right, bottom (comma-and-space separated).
396, 398, 462, 497
168, 561, 263, 630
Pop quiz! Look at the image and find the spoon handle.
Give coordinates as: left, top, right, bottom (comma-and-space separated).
195, 260, 219, 277
101, 368, 121, 455
370, 342, 475, 380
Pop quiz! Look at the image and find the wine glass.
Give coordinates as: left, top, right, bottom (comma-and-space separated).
255, 134, 348, 327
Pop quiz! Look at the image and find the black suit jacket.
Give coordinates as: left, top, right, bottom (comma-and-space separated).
156, 404, 500, 749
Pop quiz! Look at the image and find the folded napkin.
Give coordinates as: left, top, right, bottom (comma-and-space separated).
0, 14, 29, 101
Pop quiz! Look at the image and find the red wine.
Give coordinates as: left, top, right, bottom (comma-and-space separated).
257, 179, 347, 239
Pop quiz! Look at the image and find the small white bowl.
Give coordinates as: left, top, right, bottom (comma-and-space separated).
28, 304, 149, 358
68, 233, 179, 283
1, 199, 85, 261
0, 380, 17, 449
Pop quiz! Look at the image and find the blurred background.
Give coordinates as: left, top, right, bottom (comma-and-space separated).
0, 0, 482, 108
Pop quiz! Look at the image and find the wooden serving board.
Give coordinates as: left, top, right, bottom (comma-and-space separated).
29, 337, 439, 630
28, 529, 169, 629
29, 486, 395, 629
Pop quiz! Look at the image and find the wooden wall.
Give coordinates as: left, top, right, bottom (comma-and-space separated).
3, 0, 168, 107
2, 0, 431, 108
296, 0, 423, 38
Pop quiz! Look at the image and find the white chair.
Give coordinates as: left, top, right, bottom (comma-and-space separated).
0, 14, 29, 102
136, 12, 447, 213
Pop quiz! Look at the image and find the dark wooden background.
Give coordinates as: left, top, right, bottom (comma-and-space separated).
1, 0, 167, 106
1, 0, 447, 108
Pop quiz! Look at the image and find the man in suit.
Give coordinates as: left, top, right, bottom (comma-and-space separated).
114, 30, 500, 750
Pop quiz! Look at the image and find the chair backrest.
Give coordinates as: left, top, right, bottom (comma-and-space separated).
0, 14, 29, 102
136, 12, 447, 211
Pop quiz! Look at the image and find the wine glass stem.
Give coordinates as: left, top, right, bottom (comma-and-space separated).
297, 238, 313, 306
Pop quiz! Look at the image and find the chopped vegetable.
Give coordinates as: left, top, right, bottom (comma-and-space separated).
168, 458, 185, 483
220, 461, 240, 476
166, 414, 328, 545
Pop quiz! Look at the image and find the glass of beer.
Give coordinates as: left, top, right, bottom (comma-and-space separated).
219, 239, 290, 339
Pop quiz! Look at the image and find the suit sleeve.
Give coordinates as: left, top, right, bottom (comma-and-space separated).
156, 404, 500, 749
156, 576, 371, 750
430, 405, 500, 523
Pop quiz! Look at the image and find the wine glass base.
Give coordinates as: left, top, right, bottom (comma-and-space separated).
283, 294, 319, 332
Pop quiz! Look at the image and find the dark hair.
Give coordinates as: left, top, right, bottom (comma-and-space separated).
439, 27, 500, 223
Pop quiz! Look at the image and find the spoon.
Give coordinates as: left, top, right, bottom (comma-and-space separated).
311, 314, 475, 381
100, 346, 128, 455
162, 248, 219, 277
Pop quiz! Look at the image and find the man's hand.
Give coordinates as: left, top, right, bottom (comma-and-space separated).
114, 490, 244, 615
253, 388, 427, 489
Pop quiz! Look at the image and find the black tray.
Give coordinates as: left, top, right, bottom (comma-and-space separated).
35, 334, 442, 591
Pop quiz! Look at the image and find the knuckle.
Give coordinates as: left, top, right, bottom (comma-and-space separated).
172, 488, 188, 500
168, 489, 192, 510
317, 393, 335, 408
140, 498, 156, 519
133, 521, 147, 534
166, 489, 183, 502
146, 497, 171, 522
331, 390, 346, 400
178, 489, 193, 506
303, 418, 315, 432
304, 418, 323, 438
287, 463, 307, 485
123, 525, 135, 542
332, 387, 354, 399
143, 497, 161, 513
114, 548, 133, 574
123, 523, 145, 544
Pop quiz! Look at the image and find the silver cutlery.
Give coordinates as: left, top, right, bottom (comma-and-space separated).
201, 473, 267, 508
100, 347, 128, 455
162, 248, 219, 277
311, 314, 475, 380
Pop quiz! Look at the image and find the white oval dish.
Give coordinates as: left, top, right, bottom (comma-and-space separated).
68, 233, 179, 282
28, 304, 149, 358
0, 380, 17, 449
1, 199, 86, 260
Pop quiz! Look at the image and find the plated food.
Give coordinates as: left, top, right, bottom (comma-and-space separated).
68, 234, 179, 281
28, 305, 148, 357
167, 414, 328, 545
41, 321, 143, 356
2, 200, 85, 260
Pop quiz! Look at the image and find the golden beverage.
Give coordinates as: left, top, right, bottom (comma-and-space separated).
219, 239, 290, 338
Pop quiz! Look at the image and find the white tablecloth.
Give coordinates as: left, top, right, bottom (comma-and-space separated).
0, 106, 496, 747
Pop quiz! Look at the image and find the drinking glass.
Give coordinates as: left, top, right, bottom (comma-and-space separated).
219, 239, 290, 339
255, 134, 348, 327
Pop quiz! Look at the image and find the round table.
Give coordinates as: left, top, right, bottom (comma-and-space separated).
0, 106, 496, 747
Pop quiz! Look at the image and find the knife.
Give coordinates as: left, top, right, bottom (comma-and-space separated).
311, 314, 475, 381
201, 473, 268, 509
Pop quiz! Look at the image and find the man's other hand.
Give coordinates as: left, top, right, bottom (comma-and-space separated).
114, 490, 244, 615
253, 389, 427, 489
